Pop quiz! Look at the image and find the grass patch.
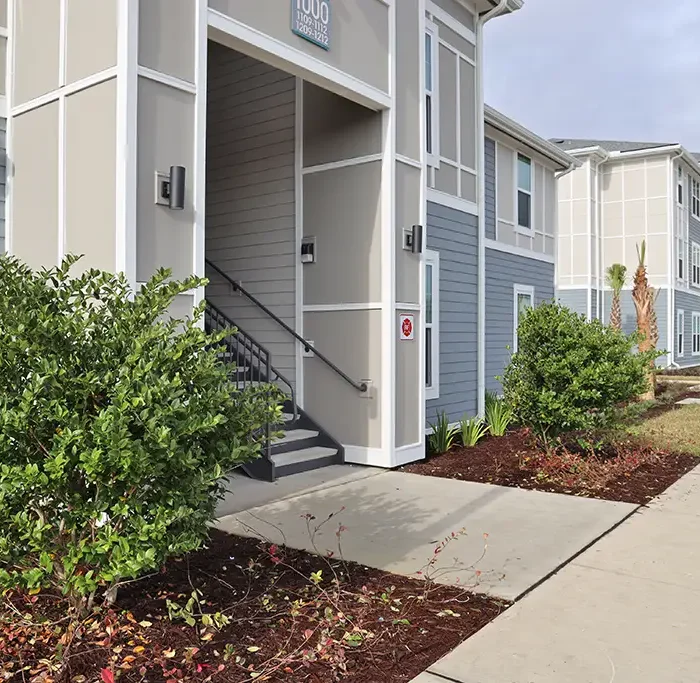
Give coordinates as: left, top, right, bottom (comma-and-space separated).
628, 404, 700, 456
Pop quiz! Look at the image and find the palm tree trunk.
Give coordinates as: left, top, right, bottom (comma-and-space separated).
610, 292, 622, 331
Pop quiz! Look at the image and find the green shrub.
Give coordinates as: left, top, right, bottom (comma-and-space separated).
0, 255, 282, 608
502, 302, 659, 446
459, 416, 488, 447
429, 411, 458, 454
484, 396, 513, 437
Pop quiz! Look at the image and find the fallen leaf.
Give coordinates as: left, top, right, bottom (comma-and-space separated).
163, 649, 176, 658
247, 646, 261, 653
133, 645, 145, 654
100, 669, 115, 683
139, 620, 152, 628
201, 632, 214, 642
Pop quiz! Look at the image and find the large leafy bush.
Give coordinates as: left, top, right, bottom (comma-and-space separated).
502, 302, 659, 445
0, 255, 281, 607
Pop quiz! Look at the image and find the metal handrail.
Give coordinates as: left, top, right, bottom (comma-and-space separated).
204, 300, 297, 422
205, 259, 368, 393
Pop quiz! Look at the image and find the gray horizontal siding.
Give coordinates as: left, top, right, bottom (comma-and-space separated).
603, 288, 669, 367
425, 202, 478, 425
484, 137, 496, 240
558, 288, 588, 317
591, 288, 598, 321
205, 44, 297, 388
674, 290, 700, 368
485, 249, 555, 393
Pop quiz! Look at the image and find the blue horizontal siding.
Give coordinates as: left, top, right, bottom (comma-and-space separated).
674, 290, 700, 368
425, 202, 478, 425
484, 137, 496, 240
485, 249, 555, 393
558, 288, 588, 318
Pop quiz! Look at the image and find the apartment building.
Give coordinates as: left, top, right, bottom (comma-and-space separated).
554, 139, 700, 368
3, 0, 577, 480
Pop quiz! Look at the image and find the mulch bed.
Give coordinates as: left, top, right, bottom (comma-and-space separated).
2, 531, 508, 683
402, 430, 698, 505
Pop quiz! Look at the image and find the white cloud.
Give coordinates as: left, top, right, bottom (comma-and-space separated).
484, 0, 700, 150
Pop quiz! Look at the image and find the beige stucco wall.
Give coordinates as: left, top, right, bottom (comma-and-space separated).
490, 127, 557, 258
600, 157, 669, 285
303, 83, 382, 167
395, 161, 422, 304
13, 0, 60, 105
303, 310, 382, 448
558, 160, 590, 285
395, 308, 421, 447
396, 0, 421, 161
65, 0, 118, 85
64, 79, 117, 273
139, 0, 196, 83
136, 77, 195, 282
11, 102, 59, 268
426, 7, 478, 204
209, 0, 390, 94
303, 161, 383, 306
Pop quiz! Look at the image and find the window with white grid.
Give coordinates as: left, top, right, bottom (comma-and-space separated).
693, 313, 700, 356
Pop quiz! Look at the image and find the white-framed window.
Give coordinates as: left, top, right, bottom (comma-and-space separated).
677, 167, 689, 283
693, 242, 700, 287
425, 250, 440, 400
693, 313, 700, 356
516, 154, 533, 233
692, 177, 700, 219
513, 284, 535, 353
678, 309, 685, 358
424, 20, 440, 168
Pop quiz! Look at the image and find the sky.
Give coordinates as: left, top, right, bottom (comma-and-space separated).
484, 0, 700, 151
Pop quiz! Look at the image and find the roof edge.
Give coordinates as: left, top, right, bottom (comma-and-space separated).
485, 105, 580, 170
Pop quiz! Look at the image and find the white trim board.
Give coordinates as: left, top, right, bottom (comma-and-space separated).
426, 0, 477, 45
208, 9, 391, 111
11, 67, 118, 117
427, 189, 479, 216
303, 303, 383, 312
485, 239, 555, 264
302, 154, 383, 175
137, 65, 197, 94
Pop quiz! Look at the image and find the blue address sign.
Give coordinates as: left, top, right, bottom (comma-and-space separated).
291, 0, 331, 51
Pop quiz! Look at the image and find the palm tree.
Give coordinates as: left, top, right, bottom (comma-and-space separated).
632, 241, 656, 400
606, 263, 627, 331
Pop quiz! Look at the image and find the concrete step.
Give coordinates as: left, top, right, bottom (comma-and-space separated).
270, 428, 321, 454
272, 446, 340, 477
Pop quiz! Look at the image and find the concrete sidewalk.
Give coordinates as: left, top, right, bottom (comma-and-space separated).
413, 465, 700, 683
216, 469, 635, 601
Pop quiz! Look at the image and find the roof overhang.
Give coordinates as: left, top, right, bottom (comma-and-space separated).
561, 146, 610, 164
485, 104, 580, 172
474, 0, 523, 19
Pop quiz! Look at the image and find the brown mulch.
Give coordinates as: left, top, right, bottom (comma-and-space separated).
3, 531, 508, 683
402, 430, 698, 505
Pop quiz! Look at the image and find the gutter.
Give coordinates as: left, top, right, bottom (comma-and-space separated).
476, 0, 508, 417
485, 105, 580, 172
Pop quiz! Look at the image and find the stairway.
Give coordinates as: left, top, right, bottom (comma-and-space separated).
270, 400, 343, 478
204, 299, 344, 482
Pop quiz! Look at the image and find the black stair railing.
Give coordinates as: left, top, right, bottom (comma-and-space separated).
205, 259, 369, 394
204, 300, 296, 482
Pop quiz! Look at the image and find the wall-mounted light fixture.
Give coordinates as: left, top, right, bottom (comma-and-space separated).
403, 225, 424, 253
301, 236, 316, 263
168, 166, 186, 210
155, 166, 186, 210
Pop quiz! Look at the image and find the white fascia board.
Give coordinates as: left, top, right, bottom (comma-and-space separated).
565, 146, 610, 163
484, 105, 580, 171
609, 145, 700, 177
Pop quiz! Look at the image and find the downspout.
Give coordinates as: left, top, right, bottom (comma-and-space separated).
668, 149, 683, 368
477, 0, 508, 416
